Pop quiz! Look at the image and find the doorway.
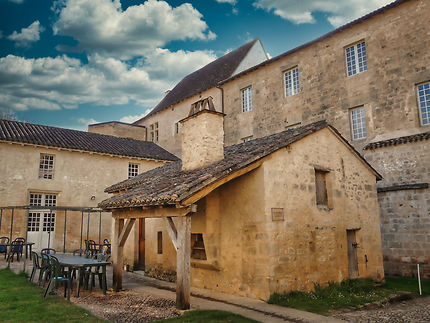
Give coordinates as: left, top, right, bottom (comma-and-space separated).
138, 218, 145, 269
346, 229, 359, 278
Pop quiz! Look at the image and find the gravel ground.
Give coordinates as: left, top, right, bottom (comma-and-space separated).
332, 296, 430, 323
71, 290, 180, 323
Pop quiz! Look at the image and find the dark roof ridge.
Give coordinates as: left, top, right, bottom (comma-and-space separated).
133, 38, 261, 124
89, 121, 146, 128
219, 0, 411, 85
0, 118, 178, 161
364, 130, 430, 150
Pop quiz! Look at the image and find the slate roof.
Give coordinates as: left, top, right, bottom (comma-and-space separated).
219, 0, 411, 85
100, 120, 381, 209
364, 130, 430, 150
0, 119, 178, 161
133, 39, 261, 124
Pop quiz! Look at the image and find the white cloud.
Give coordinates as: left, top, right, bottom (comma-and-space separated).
8, 21, 44, 47
52, 0, 216, 59
119, 110, 151, 124
253, 0, 393, 27
0, 50, 216, 112
216, 0, 237, 4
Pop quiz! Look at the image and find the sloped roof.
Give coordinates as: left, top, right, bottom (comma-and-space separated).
219, 0, 411, 85
364, 130, 430, 150
0, 119, 178, 161
100, 120, 381, 209
133, 39, 261, 124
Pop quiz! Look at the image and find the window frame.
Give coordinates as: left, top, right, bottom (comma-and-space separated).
191, 233, 207, 260
38, 154, 55, 180
150, 122, 159, 142
284, 66, 300, 97
345, 41, 368, 77
417, 81, 430, 126
241, 86, 253, 112
28, 192, 57, 233
350, 106, 367, 140
128, 163, 139, 179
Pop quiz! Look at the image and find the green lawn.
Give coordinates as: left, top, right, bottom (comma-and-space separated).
0, 268, 106, 323
151, 310, 259, 323
268, 277, 430, 315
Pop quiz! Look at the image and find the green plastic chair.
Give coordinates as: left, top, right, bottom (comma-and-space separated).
44, 256, 71, 301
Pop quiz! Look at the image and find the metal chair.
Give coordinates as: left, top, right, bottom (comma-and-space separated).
41, 248, 56, 254
30, 251, 42, 283
44, 256, 71, 301
0, 236, 9, 259
7, 240, 24, 262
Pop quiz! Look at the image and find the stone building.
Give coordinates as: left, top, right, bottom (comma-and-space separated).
100, 107, 384, 300
0, 119, 177, 252
98, 0, 428, 278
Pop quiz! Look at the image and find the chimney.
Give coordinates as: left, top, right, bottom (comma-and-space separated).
180, 96, 225, 171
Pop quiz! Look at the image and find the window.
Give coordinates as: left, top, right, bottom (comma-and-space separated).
315, 170, 328, 206
242, 136, 253, 143
29, 193, 57, 233
128, 163, 139, 179
350, 106, 367, 140
157, 231, 163, 254
150, 122, 159, 142
284, 67, 300, 97
191, 234, 207, 260
39, 154, 54, 179
417, 82, 430, 126
345, 41, 367, 76
27, 213, 41, 232
174, 122, 181, 135
241, 87, 253, 112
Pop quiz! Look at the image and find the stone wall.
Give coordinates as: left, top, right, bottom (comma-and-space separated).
365, 139, 430, 278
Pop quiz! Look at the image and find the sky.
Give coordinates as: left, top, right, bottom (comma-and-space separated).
0, 0, 394, 130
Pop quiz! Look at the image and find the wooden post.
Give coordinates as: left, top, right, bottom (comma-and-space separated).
176, 215, 191, 310
112, 217, 124, 292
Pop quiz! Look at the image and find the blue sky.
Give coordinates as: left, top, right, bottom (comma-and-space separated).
0, 0, 393, 130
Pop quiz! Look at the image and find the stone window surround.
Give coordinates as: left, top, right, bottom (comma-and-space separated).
284, 66, 300, 97
38, 153, 55, 180
416, 81, 430, 127
344, 40, 368, 77
241, 86, 253, 113
350, 105, 368, 141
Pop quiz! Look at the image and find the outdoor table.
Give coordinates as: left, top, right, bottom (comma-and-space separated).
53, 254, 110, 297
3, 242, 35, 260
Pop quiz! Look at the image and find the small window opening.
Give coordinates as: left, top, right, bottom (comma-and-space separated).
157, 231, 163, 254
315, 170, 328, 206
191, 233, 207, 260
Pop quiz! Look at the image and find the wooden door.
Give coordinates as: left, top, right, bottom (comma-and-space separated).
347, 230, 359, 278
138, 218, 145, 269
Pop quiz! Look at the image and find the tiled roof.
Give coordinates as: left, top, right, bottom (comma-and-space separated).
219, 0, 411, 85
364, 130, 430, 150
133, 39, 261, 124
100, 121, 380, 209
0, 119, 178, 161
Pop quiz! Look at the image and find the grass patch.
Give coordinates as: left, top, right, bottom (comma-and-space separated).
151, 310, 259, 323
384, 276, 430, 296
269, 276, 430, 315
0, 268, 106, 322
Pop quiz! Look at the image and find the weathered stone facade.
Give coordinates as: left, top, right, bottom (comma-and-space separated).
141, 128, 384, 299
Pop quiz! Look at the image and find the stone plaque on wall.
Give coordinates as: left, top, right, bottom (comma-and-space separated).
271, 208, 284, 221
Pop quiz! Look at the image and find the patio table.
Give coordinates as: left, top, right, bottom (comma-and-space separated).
53, 254, 110, 297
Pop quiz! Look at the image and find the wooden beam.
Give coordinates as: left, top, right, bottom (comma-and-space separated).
176, 215, 191, 310
119, 218, 136, 247
114, 205, 192, 219
112, 218, 124, 292
181, 160, 264, 205
164, 217, 178, 251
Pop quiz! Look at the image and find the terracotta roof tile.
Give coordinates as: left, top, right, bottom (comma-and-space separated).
0, 119, 178, 161
364, 130, 430, 150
